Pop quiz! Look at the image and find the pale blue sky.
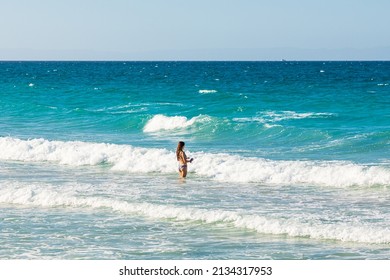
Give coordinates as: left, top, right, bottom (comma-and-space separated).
1, 0, 389, 60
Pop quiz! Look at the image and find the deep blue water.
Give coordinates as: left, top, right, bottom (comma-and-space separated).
1, 61, 389, 161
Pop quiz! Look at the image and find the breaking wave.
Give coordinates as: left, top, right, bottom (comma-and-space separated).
0, 182, 388, 244
233, 111, 336, 124
143, 114, 210, 133
0, 137, 389, 187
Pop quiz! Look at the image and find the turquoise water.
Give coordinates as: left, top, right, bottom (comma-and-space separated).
0, 61, 389, 259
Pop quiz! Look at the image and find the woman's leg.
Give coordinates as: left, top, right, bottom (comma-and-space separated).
179, 167, 187, 178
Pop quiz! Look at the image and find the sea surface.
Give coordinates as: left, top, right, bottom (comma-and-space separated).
0, 61, 389, 259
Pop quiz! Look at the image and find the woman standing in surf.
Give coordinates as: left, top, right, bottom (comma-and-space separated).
176, 141, 193, 178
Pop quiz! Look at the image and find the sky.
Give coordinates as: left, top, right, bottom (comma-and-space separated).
1, 0, 390, 60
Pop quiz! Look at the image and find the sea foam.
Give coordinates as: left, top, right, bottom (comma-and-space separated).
1, 182, 389, 244
143, 114, 199, 132
143, 114, 210, 133
198, 89, 217, 94
0, 137, 389, 187
233, 111, 335, 125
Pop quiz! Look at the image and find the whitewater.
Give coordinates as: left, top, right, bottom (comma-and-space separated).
1, 137, 389, 187
1, 61, 389, 259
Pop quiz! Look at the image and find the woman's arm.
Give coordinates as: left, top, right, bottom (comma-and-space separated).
185, 153, 193, 163
179, 151, 186, 164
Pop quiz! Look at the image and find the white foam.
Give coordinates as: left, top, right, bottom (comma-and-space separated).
198, 89, 217, 94
0, 137, 389, 187
234, 111, 335, 125
1, 182, 388, 244
193, 153, 390, 187
0, 137, 176, 172
263, 123, 283, 128
263, 111, 334, 122
143, 114, 205, 132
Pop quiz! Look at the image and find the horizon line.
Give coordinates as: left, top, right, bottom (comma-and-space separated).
1, 59, 390, 62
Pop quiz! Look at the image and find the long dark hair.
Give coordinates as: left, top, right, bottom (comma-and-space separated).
176, 141, 185, 161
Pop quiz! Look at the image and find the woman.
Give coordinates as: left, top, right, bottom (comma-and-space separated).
176, 141, 193, 178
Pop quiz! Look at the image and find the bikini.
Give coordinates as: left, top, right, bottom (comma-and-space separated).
178, 151, 188, 171
178, 164, 187, 171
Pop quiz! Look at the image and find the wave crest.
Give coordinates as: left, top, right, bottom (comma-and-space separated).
198, 89, 217, 94
233, 111, 336, 125
0, 137, 389, 187
143, 114, 206, 132
1, 182, 388, 244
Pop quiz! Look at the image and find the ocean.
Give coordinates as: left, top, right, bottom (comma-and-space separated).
0, 61, 389, 259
